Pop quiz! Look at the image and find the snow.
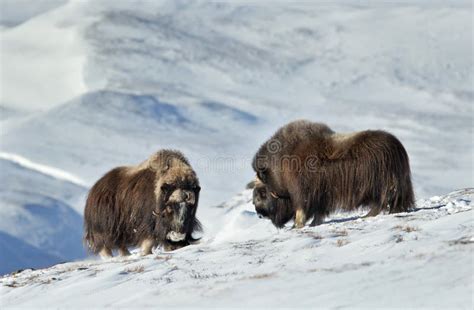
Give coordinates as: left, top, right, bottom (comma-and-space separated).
0, 152, 88, 187
0, 0, 91, 110
0, 189, 472, 308
0, 0, 472, 306
0, 0, 68, 28
0, 231, 61, 276
0, 157, 87, 274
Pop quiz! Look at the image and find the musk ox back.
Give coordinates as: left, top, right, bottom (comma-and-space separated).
252, 120, 415, 228
84, 150, 201, 257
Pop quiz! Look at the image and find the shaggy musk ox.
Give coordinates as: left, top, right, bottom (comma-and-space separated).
252, 120, 415, 228
84, 150, 201, 257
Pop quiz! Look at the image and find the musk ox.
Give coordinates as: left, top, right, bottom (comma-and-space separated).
252, 120, 415, 228
84, 150, 201, 257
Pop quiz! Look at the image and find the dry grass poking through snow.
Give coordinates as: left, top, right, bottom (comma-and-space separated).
336, 239, 350, 247
122, 265, 145, 274
332, 228, 349, 237
393, 225, 419, 233
246, 273, 276, 280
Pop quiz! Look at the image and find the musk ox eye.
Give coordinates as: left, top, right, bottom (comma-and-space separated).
257, 170, 267, 183
161, 183, 172, 192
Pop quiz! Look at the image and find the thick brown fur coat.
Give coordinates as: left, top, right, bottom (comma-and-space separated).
252, 120, 415, 228
84, 150, 201, 255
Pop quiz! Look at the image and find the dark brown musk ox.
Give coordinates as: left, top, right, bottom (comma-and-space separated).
84, 150, 201, 258
252, 120, 415, 228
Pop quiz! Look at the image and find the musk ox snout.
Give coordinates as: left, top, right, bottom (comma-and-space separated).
161, 188, 198, 240
167, 188, 196, 206
252, 177, 274, 218
252, 181, 294, 227
253, 186, 269, 217
167, 203, 191, 230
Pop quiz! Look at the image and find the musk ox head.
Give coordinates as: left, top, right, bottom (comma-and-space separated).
152, 155, 201, 249
252, 177, 294, 228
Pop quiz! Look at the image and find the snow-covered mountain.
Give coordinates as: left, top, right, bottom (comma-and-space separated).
1, 189, 472, 308
0, 0, 472, 288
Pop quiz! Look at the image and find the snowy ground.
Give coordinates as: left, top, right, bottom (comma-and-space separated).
1, 188, 472, 308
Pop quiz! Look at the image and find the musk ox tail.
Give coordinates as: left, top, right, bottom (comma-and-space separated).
83, 224, 105, 254
390, 170, 415, 213
83, 221, 105, 254
386, 133, 415, 213
82, 230, 97, 254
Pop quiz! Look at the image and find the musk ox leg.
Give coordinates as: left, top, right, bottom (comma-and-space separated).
140, 238, 154, 256
119, 246, 131, 257
291, 190, 308, 229
99, 247, 113, 259
364, 205, 383, 218
389, 193, 413, 214
309, 214, 324, 226
294, 208, 307, 229
309, 207, 327, 226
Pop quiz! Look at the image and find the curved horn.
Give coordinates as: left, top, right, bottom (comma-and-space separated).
270, 191, 280, 199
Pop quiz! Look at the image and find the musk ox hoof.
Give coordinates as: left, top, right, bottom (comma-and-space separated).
166, 231, 186, 242
292, 223, 305, 229
164, 240, 190, 251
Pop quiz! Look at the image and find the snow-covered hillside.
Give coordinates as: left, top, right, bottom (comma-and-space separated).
1, 189, 472, 308
0, 0, 472, 285
0, 155, 87, 274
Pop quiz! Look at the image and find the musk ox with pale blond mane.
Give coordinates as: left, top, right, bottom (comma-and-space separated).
252, 120, 414, 228
84, 150, 201, 257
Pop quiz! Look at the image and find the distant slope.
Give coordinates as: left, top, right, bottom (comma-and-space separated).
0, 189, 472, 308
0, 0, 88, 110
0, 231, 61, 275
0, 157, 86, 275
0, 157, 87, 212
0, 191, 84, 260
0, 0, 68, 27
0, 152, 87, 187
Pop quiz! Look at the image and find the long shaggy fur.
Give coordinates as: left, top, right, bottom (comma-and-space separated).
252, 120, 415, 228
84, 150, 201, 254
